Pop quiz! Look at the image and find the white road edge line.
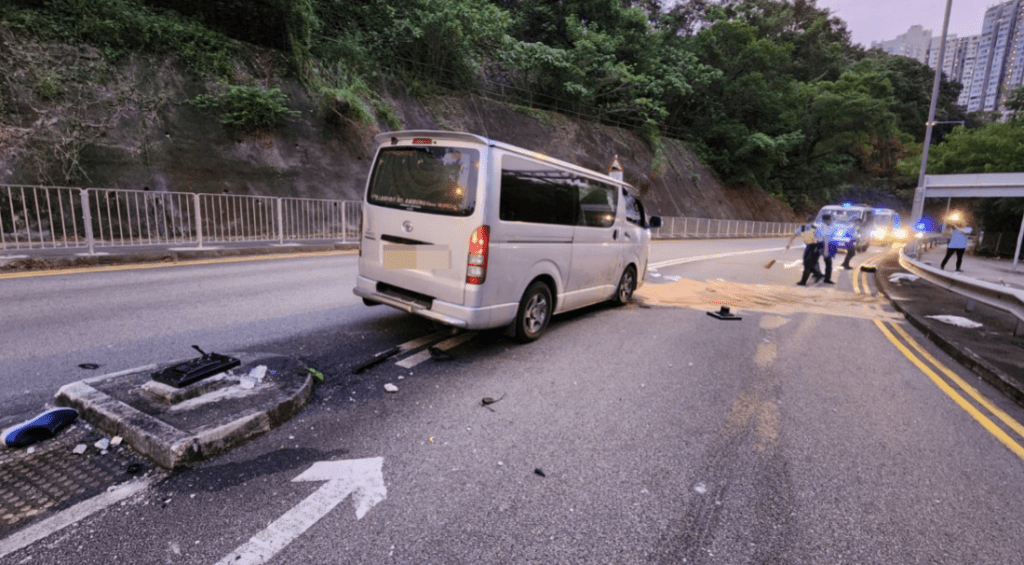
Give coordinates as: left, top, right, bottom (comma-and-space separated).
0, 476, 155, 559
649, 247, 787, 270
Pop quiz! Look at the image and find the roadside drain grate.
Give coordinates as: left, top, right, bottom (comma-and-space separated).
0, 421, 151, 537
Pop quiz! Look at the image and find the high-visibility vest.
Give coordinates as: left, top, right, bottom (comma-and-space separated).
801, 226, 816, 245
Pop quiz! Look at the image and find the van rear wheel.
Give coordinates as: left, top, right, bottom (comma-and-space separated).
614, 266, 637, 305
514, 282, 552, 343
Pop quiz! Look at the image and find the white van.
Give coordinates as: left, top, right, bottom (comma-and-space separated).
353, 130, 662, 342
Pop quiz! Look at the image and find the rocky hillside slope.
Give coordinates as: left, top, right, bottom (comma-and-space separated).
0, 28, 796, 222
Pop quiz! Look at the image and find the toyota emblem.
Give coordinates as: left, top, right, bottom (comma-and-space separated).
402, 221, 413, 233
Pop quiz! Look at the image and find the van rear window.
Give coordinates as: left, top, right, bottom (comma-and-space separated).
367, 147, 478, 216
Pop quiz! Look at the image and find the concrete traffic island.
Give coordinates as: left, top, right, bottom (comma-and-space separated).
53, 354, 313, 469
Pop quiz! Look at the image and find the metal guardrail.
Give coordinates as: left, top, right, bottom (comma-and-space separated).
1, 185, 361, 254
899, 245, 1024, 336
3, 185, 800, 255
651, 217, 799, 239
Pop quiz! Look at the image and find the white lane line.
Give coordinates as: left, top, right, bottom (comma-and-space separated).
394, 331, 452, 353
0, 477, 155, 559
396, 332, 477, 368
649, 247, 787, 270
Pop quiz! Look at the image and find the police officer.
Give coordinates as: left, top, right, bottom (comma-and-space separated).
818, 214, 836, 284
841, 218, 862, 269
788, 215, 823, 285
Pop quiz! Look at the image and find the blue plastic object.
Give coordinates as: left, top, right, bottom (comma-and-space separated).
2, 407, 79, 448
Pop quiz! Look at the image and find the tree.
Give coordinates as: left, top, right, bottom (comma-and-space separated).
672, 20, 812, 187
904, 120, 1024, 231
848, 51, 965, 143
1005, 85, 1024, 116
713, 0, 857, 81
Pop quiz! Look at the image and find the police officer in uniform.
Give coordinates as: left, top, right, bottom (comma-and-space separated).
818, 214, 836, 284
841, 218, 862, 269
788, 215, 823, 285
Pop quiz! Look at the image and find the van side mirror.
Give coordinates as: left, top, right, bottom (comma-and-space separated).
648, 215, 662, 229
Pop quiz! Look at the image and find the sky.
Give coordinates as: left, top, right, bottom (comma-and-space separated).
814, 0, 988, 47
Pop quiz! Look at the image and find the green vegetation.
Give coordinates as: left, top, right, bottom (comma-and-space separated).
901, 113, 1024, 231
2, 0, 1009, 215
1, 0, 235, 76
188, 84, 301, 132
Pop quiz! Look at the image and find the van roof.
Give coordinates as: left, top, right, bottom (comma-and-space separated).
375, 130, 636, 192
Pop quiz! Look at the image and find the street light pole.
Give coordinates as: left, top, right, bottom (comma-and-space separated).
910, 0, 955, 255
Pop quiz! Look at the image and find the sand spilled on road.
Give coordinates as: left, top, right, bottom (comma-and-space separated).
636, 278, 903, 322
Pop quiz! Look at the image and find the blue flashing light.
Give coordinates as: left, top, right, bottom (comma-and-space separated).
842, 201, 852, 207
914, 217, 936, 232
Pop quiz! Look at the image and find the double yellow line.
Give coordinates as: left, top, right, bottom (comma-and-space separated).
857, 252, 1024, 461
875, 320, 1024, 460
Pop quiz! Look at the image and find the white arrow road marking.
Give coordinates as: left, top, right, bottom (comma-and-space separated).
215, 457, 386, 565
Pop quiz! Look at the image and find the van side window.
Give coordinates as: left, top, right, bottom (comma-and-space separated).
499, 155, 578, 225
624, 192, 644, 226
579, 182, 617, 228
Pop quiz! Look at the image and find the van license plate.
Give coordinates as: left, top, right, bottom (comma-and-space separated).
383, 244, 451, 270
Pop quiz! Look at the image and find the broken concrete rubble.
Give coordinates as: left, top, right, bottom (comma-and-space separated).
55, 354, 312, 469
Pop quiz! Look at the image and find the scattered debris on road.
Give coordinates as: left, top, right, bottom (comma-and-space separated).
1, 407, 79, 448
351, 346, 402, 374
429, 346, 453, 361
480, 393, 506, 411
927, 315, 983, 329
307, 367, 325, 382
707, 305, 742, 320
888, 273, 919, 283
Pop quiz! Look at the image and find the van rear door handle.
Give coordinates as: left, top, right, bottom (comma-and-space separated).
613, 229, 618, 240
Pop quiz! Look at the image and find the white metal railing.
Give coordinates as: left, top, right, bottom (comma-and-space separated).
1, 185, 361, 253
4, 185, 800, 253
899, 246, 1024, 336
1, 185, 88, 250
651, 217, 799, 239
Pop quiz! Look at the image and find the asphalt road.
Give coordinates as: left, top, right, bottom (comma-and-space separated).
3, 239, 1024, 564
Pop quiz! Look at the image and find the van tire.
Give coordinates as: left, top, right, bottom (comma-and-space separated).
613, 266, 637, 305
513, 282, 552, 343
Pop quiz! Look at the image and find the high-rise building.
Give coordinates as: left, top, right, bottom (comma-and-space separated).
1006, 1, 1024, 108
957, 36, 982, 107
966, 0, 1024, 112
875, 1, 1024, 114
872, 25, 933, 64
927, 34, 961, 79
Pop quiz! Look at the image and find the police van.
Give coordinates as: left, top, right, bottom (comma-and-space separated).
353, 131, 662, 342
869, 208, 907, 244
814, 203, 875, 253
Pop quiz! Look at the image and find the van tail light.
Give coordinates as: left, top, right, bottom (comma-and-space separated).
466, 225, 490, 285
